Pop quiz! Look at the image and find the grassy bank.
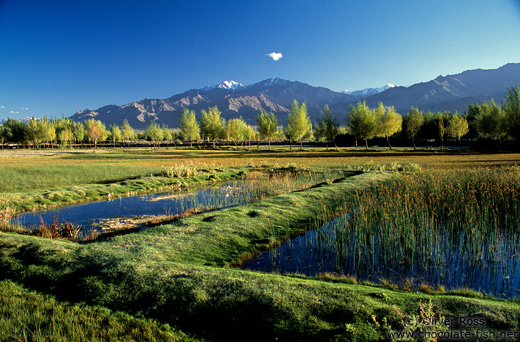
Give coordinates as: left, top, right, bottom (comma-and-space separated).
1, 169, 520, 341
1, 166, 248, 213
0, 279, 199, 342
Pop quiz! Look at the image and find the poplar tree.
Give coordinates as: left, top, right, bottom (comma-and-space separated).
375, 103, 402, 150
286, 100, 312, 150
200, 106, 225, 148
178, 108, 200, 148
447, 114, 469, 142
347, 101, 378, 150
503, 86, 520, 140
437, 112, 447, 150
85, 119, 108, 149
109, 124, 122, 147
27, 117, 42, 148
257, 110, 278, 150
73, 121, 85, 146
315, 105, 339, 149
404, 108, 424, 151
144, 121, 163, 148
225, 117, 247, 148
58, 126, 74, 148
121, 120, 135, 146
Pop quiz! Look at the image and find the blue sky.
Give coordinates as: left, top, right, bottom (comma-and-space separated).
1, 0, 519, 119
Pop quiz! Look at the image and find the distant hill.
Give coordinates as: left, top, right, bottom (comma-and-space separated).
362, 63, 520, 114
70, 63, 520, 129
343, 84, 396, 97
70, 78, 361, 130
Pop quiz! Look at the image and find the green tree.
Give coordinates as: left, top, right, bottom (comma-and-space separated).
375, 103, 402, 149
315, 105, 340, 149
347, 101, 378, 150
73, 121, 85, 146
109, 124, 122, 147
38, 117, 56, 148
85, 119, 108, 149
144, 121, 163, 148
162, 125, 173, 144
286, 100, 312, 150
120, 120, 135, 146
27, 117, 43, 148
436, 112, 448, 150
244, 125, 255, 150
53, 117, 73, 146
200, 106, 225, 148
447, 114, 469, 142
503, 85, 520, 140
0, 124, 4, 148
58, 126, 74, 148
1, 118, 28, 145
473, 99, 506, 141
178, 108, 200, 148
404, 108, 424, 151
225, 117, 247, 149
257, 110, 278, 150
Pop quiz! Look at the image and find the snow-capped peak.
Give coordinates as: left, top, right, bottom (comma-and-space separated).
344, 84, 396, 96
217, 80, 243, 90
263, 77, 290, 87
200, 80, 243, 92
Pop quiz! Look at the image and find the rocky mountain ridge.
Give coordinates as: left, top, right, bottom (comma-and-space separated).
70, 63, 520, 129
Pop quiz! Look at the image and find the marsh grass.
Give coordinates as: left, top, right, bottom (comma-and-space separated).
32, 214, 82, 240
5, 167, 347, 242
3, 149, 520, 341
261, 167, 520, 297
1, 170, 520, 341
0, 167, 249, 213
447, 287, 484, 299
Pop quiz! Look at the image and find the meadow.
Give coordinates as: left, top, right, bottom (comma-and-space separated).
1, 146, 520, 341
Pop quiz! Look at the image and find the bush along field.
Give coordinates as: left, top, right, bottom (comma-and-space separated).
1, 155, 520, 341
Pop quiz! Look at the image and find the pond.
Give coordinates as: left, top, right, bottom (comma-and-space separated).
242, 214, 520, 299
13, 180, 254, 233
13, 169, 347, 235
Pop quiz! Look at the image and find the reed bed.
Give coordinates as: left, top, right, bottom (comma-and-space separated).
149, 168, 346, 217
9, 168, 347, 241
258, 167, 520, 298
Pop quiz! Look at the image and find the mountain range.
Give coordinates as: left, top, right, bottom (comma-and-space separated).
70, 63, 520, 130
343, 84, 396, 97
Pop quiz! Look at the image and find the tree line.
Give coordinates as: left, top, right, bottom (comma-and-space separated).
1, 86, 519, 149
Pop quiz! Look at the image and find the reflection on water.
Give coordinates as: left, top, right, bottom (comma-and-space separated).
13, 169, 346, 234
13, 180, 258, 232
243, 217, 520, 299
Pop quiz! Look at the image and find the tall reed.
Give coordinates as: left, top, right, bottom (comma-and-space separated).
261, 168, 520, 297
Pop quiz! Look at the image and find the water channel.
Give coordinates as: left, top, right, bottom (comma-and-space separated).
242, 216, 520, 299
13, 179, 263, 233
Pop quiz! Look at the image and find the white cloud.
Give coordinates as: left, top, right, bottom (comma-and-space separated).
267, 52, 283, 61
22, 107, 29, 110
0, 106, 5, 109
10, 111, 19, 114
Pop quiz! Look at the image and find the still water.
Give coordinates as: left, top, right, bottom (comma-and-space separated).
13, 180, 258, 232
243, 216, 520, 299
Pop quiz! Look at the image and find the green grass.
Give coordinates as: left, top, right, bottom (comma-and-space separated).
2, 149, 520, 341
0, 279, 199, 342
0, 163, 161, 193
0, 168, 248, 213
3, 148, 520, 195
1, 170, 520, 341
